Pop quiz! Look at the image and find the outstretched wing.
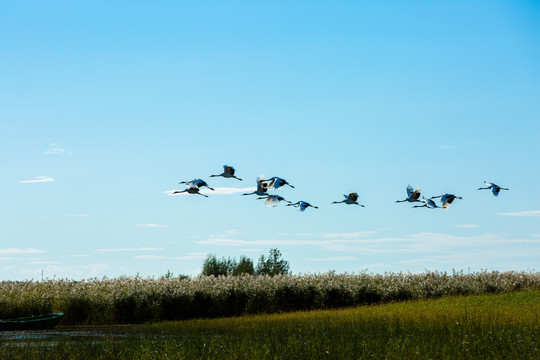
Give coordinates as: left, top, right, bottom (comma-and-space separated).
265, 195, 280, 207
427, 198, 438, 208
440, 194, 451, 203
267, 177, 282, 190
406, 185, 414, 198
223, 165, 235, 175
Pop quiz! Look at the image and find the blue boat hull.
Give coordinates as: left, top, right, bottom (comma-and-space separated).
0, 313, 65, 331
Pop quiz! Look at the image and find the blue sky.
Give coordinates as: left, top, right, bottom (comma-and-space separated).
1, 1, 539, 280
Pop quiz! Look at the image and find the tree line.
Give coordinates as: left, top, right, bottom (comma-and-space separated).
201, 248, 290, 277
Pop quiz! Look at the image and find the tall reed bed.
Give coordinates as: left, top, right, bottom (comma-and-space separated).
1, 270, 538, 325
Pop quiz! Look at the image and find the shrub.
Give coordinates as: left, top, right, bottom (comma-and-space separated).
255, 249, 290, 276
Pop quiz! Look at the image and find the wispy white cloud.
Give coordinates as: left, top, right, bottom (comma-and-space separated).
24, 261, 60, 265
68, 214, 89, 217
46, 143, 72, 155
137, 224, 168, 228
237, 248, 264, 253
96, 248, 164, 253
165, 187, 256, 196
0, 248, 47, 255
277, 232, 315, 237
135, 253, 207, 261
198, 233, 540, 258
199, 238, 248, 247
134, 255, 168, 260
453, 224, 479, 228
197, 238, 412, 254
198, 229, 245, 246
46, 148, 65, 155
399, 244, 540, 270
188, 252, 208, 257
497, 210, 540, 217
439, 145, 454, 149
320, 231, 376, 239
18, 176, 54, 184
305, 256, 357, 262
219, 229, 241, 236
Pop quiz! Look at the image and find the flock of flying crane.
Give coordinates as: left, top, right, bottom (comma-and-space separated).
172, 165, 509, 212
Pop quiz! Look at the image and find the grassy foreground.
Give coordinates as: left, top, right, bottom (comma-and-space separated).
1, 290, 539, 359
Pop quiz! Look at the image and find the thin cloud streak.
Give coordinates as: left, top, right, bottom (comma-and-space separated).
454, 224, 480, 228
137, 224, 168, 228
198, 237, 412, 247
320, 231, 376, 239
197, 238, 415, 254
46, 148, 66, 155
0, 248, 47, 255
18, 176, 54, 184
305, 256, 357, 262
497, 210, 540, 217
46, 143, 72, 155
96, 248, 164, 253
198, 233, 540, 257
135, 253, 207, 261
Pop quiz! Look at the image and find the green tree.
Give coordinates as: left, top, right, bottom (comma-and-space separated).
255, 248, 290, 276
233, 255, 254, 276
201, 254, 236, 276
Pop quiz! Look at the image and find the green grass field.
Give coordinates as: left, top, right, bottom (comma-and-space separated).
1, 290, 538, 359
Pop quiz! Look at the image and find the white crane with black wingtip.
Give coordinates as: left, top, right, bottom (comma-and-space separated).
331, 193, 364, 207
265, 176, 294, 190
430, 193, 462, 209
242, 176, 269, 196
210, 165, 242, 181
413, 196, 439, 209
477, 181, 508, 196
179, 179, 214, 191
257, 194, 291, 207
173, 183, 208, 197
286, 201, 318, 212
396, 185, 422, 203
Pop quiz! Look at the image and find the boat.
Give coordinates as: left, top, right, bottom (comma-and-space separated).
0, 313, 65, 331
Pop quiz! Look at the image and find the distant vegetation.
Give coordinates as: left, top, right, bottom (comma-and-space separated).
1, 270, 539, 326
2, 291, 539, 359
201, 248, 289, 277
